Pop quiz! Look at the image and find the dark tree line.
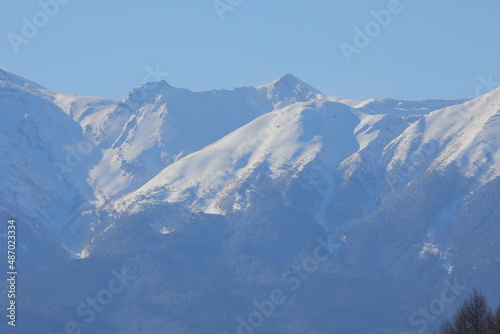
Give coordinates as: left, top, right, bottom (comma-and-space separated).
435, 289, 500, 334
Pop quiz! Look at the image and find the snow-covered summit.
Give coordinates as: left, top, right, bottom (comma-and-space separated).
258, 73, 324, 108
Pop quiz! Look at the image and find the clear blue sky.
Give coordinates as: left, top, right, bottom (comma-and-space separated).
1, 0, 499, 101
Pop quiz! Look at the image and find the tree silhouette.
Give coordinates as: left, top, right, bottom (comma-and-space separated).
491, 304, 500, 334
434, 288, 496, 334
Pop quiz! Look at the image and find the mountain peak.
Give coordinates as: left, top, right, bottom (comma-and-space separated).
260, 73, 323, 107
271, 73, 323, 95
277, 72, 301, 83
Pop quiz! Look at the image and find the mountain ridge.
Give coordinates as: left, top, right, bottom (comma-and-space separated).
0, 70, 498, 334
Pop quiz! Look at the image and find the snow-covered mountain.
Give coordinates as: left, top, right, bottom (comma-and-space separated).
0, 69, 498, 334
81, 74, 325, 202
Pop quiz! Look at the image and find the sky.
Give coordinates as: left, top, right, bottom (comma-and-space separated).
0, 0, 499, 101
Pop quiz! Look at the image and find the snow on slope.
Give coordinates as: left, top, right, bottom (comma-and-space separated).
0, 71, 93, 235
383, 87, 500, 189
0, 69, 118, 122
0, 70, 118, 253
349, 97, 470, 115
105, 99, 377, 216
102, 89, 491, 221
2, 68, 496, 254
95, 85, 500, 267
49, 92, 118, 123
82, 73, 470, 206
80, 74, 325, 202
